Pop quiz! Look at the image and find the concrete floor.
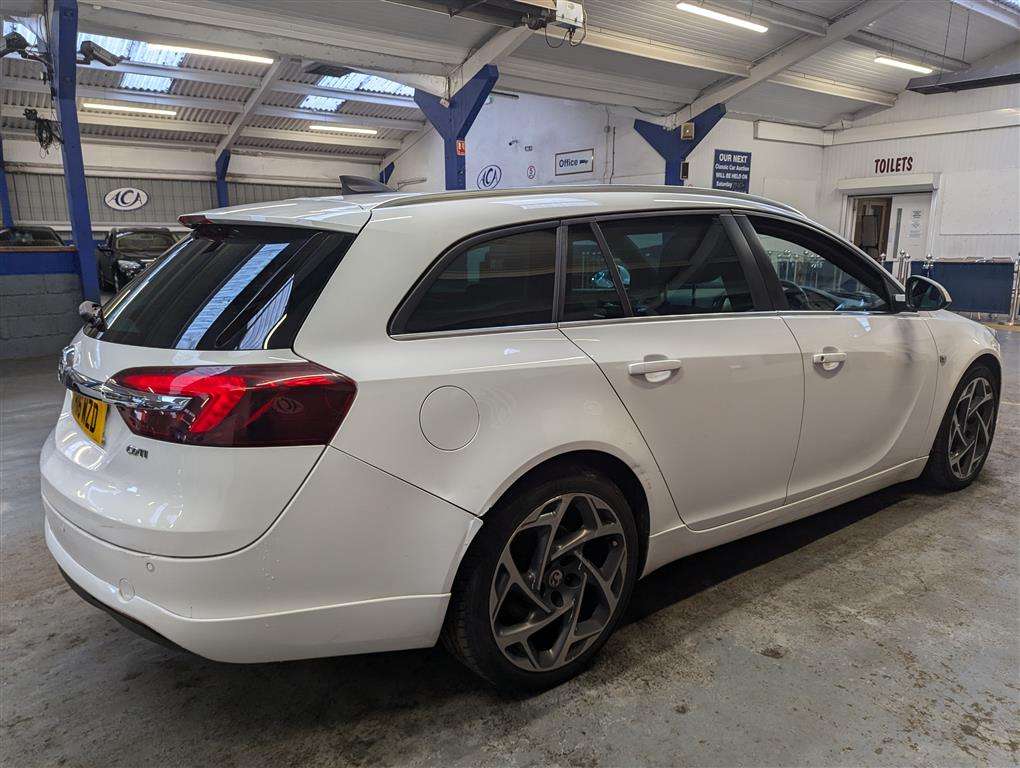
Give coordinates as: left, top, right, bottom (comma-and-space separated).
2, 331, 1017, 768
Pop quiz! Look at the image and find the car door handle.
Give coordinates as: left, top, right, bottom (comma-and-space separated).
812, 351, 847, 371
628, 359, 683, 376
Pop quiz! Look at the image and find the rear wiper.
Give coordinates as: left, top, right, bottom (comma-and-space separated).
78, 300, 106, 331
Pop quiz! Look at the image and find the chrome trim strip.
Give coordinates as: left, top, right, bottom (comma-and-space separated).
390, 322, 560, 341
59, 367, 192, 413
556, 311, 781, 329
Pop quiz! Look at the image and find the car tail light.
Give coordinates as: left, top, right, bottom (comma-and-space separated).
109, 362, 356, 447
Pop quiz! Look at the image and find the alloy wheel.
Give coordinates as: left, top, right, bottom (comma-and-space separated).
947, 376, 996, 480
489, 493, 628, 673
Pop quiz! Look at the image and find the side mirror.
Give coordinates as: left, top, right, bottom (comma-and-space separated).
905, 274, 951, 311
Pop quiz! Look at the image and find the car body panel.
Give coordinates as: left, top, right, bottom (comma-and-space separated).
561, 314, 804, 530
781, 312, 939, 500
45, 446, 480, 662
921, 309, 1002, 447
40, 333, 323, 557
40, 186, 1002, 663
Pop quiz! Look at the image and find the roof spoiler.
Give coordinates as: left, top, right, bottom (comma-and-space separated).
339, 175, 395, 195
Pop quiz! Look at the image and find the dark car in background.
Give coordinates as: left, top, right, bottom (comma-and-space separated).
0, 226, 66, 246
97, 227, 178, 291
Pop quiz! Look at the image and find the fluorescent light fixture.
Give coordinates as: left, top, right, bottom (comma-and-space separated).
308, 125, 378, 135
676, 2, 768, 33
147, 43, 274, 65
874, 56, 933, 74
82, 101, 177, 116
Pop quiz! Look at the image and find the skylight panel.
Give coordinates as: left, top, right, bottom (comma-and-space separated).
300, 95, 346, 111
120, 74, 175, 92
75, 33, 185, 94
320, 72, 413, 96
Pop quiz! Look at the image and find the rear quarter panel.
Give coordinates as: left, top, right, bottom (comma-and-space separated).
294, 212, 681, 536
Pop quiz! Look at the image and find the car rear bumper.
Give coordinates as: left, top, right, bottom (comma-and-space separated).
44, 446, 482, 663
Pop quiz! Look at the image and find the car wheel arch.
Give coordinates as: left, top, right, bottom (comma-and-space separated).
475, 448, 651, 578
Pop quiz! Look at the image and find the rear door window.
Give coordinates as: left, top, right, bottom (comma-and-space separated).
597, 214, 756, 316
399, 228, 557, 333
563, 224, 627, 322
88, 225, 354, 350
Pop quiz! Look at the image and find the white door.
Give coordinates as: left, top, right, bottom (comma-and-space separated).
742, 214, 938, 500
888, 192, 932, 263
559, 215, 804, 530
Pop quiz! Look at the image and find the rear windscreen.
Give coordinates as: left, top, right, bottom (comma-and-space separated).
86, 225, 354, 350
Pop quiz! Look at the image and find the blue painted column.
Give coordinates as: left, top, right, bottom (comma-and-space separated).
50, 0, 100, 301
378, 161, 395, 186
413, 65, 499, 190
0, 135, 14, 228
634, 103, 727, 186
215, 150, 230, 208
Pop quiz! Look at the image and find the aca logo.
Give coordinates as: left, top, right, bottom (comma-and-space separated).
476, 164, 502, 190
104, 187, 149, 211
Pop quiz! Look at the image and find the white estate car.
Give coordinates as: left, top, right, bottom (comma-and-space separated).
43, 185, 1001, 690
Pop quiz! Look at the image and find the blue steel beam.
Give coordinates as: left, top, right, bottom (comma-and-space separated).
215, 150, 231, 208
634, 103, 727, 186
413, 65, 498, 190
50, 0, 100, 301
379, 162, 395, 186
0, 135, 13, 228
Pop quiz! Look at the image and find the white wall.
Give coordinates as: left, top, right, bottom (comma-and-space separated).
386, 91, 824, 218
388, 84, 1018, 263
817, 84, 1020, 261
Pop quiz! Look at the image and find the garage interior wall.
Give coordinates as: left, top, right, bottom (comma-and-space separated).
387, 83, 1019, 262
2, 137, 370, 234
817, 85, 1020, 262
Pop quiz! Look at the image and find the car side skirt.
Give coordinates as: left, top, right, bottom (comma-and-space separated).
642, 457, 927, 576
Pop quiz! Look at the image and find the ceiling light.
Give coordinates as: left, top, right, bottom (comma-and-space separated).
147, 43, 274, 65
874, 56, 933, 74
676, 3, 768, 33
82, 102, 177, 116
308, 125, 378, 135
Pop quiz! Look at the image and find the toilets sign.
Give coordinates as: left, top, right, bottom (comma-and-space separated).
712, 149, 751, 193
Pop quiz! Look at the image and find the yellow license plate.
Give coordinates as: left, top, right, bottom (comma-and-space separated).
72, 392, 109, 446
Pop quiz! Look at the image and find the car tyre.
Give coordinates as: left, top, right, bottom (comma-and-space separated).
443, 465, 639, 692
922, 363, 998, 491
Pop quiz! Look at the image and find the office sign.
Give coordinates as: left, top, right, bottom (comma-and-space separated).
712, 150, 751, 193
104, 187, 149, 211
555, 148, 594, 176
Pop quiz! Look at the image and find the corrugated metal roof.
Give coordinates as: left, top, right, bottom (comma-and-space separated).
580, 0, 807, 62
3, 0, 1018, 160
866, 0, 1020, 63
791, 40, 916, 93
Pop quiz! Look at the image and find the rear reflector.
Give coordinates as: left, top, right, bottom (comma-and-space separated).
110, 362, 356, 447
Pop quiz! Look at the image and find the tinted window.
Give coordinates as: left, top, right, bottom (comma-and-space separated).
115, 231, 176, 252
563, 225, 626, 322
598, 215, 754, 316
748, 217, 888, 312
0, 227, 63, 246
402, 229, 556, 333
87, 225, 353, 350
